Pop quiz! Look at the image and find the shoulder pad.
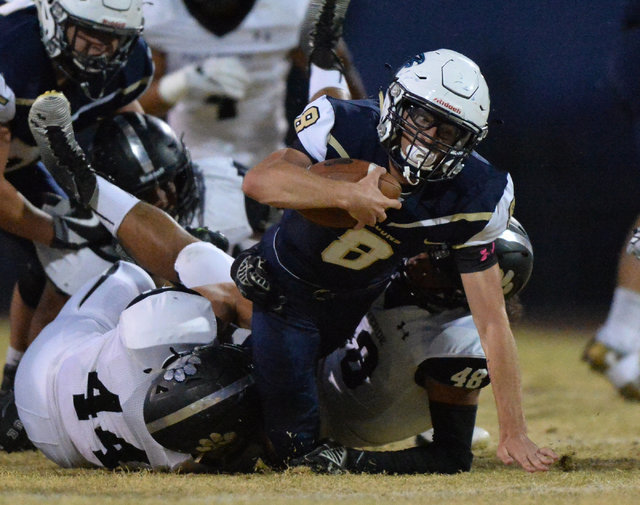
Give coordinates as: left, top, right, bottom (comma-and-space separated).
119, 287, 217, 370
0, 73, 15, 123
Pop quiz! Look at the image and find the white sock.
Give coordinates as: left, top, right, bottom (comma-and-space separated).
596, 287, 640, 354
5, 346, 24, 368
308, 64, 348, 100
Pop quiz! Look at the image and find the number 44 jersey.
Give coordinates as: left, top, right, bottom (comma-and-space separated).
14, 262, 217, 470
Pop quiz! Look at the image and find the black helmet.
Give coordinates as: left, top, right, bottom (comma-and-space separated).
182, 0, 257, 36
398, 217, 534, 311
90, 112, 204, 227
143, 344, 260, 468
494, 217, 534, 298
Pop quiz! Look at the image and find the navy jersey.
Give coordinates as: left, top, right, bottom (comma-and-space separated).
268, 96, 514, 291
0, 3, 153, 173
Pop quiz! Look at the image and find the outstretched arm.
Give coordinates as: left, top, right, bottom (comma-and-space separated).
461, 264, 558, 472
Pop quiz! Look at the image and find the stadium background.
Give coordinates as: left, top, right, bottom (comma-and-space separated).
0, 0, 637, 320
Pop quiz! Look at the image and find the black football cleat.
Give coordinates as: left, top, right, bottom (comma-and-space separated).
302, 0, 351, 71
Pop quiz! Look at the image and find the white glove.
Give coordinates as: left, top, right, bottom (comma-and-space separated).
157, 56, 251, 105
0, 74, 16, 123
627, 228, 640, 259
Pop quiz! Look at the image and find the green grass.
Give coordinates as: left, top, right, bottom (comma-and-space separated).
1, 318, 639, 505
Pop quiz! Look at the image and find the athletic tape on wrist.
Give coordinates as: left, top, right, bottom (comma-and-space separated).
174, 241, 234, 288
157, 69, 188, 105
90, 176, 140, 235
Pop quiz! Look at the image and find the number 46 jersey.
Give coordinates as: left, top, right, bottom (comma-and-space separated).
15, 262, 217, 470
317, 291, 489, 448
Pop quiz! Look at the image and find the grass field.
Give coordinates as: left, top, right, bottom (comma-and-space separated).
1, 317, 639, 505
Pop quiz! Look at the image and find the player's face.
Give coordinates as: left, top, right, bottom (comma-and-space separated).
397, 104, 465, 176
141, 182, 178, 213
66, 25, 120, 59
405, 105, 462, 146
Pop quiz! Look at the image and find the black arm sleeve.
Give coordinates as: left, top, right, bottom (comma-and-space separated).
346, 401, 477, 474
453, 242, 498, 274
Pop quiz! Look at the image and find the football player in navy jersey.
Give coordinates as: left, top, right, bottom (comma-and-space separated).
235, 48, 559, 472
20, 85, 554, 474
0, 0, 152, 393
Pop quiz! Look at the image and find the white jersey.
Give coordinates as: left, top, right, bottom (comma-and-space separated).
15, 261, 218, 470
318, 294, 487, 448
143, 0, 310, 168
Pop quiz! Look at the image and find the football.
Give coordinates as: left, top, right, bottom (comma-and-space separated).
297, 158, 402, 228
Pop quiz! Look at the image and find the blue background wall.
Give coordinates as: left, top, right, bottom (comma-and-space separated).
0, 1, 637, 317
343, 0, 640, 316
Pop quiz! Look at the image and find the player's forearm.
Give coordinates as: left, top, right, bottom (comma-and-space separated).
0, 124, 10, 172
243, 148, 353, 210
117, 201, 198, 282
0, 178, 54, 244
481, 324, 528, 437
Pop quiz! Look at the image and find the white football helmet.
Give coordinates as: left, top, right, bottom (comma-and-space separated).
378, 49, 490, 184
34, 0, 144, 98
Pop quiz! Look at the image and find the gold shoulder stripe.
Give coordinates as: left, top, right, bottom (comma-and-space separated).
328, 134, 349, 159
16, 98, 36, 106
387, 212, 494, 229
123, 76, 151, 95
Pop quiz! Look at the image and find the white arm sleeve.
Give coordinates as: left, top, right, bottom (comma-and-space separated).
174, 241, 234, 288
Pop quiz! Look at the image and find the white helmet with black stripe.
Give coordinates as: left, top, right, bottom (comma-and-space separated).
378, 49, 490, 185
34, 0, 144, 98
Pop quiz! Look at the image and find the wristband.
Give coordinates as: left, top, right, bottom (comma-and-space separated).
89, 176, 140, 235
174, 241, 234, 288
157, 69, 188, 105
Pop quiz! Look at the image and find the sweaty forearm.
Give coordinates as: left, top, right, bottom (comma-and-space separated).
481, 325, 527, 436
242, 149, 353, 210
117, 202, 197, 283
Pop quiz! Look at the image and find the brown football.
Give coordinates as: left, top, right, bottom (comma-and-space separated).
297, 158, 402, 228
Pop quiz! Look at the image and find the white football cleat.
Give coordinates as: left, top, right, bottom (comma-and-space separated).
28, 91, 97, 205
606, 351, 640, 401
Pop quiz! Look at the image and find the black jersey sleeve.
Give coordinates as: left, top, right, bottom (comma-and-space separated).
453, 242, 498, 274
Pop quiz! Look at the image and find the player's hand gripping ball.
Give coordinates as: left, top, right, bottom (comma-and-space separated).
297, 158, 401, 228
